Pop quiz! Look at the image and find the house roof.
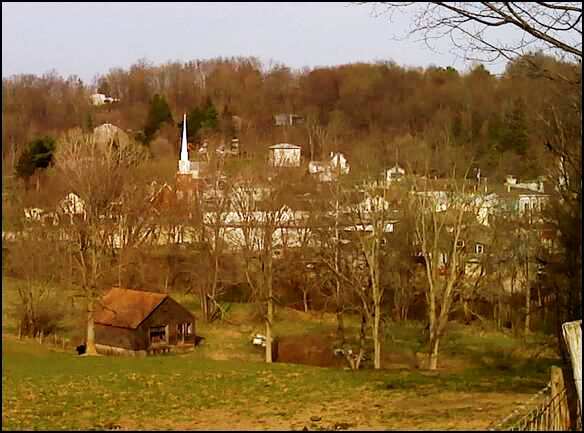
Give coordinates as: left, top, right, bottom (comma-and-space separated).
488, 184, 550, 197
269, 143, 301, 150
94, 287, 168, 329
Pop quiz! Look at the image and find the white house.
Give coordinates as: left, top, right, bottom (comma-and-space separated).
385, 164, 405, 184
90, 93, 107, 105
308, 152, 349, 182
269, 143, 301, 168
90, 93, 119, 106
330, 152, 350, 175
505, 175, 546, 194
273, 113, 304, 127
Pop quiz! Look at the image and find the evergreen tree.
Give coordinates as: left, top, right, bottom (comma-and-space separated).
501, 98, 529, 155
143, 94, 174, 143
15, 136, 56, 187
178, 98, 220, 143
201, 98, 218, 131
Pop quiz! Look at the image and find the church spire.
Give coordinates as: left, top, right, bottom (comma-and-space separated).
179, 113, 190, 173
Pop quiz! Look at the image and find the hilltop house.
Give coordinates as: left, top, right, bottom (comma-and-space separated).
90, 93, 120, 106
269, 143, 302, 167
274, 113, 304, 127
309, 152, 350, 182
94, 287, 196, 356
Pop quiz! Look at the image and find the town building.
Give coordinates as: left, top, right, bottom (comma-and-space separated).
176, 113, 207, 201
309, 152, 350, 182
269, 143, 302, 167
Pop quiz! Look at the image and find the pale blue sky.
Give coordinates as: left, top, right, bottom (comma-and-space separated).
2, 2, 513, 83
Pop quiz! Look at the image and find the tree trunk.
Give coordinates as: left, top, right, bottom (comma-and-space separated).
265, 251, 274, 363
200, 289, 209, 322
333, 186, 345, 344
373, 307, 381, 369
373, 265, 382, 369
495, 297, 501, 329
525, 261, 531, 335
303, 290, 309, 313
85, 297, 98, 355
525, 285, 531, 335
336, 305, 345, 344
463, 297, 471, 324
266, 292, 273, 363
427, 291, 439, 370
428, 332, 440, 370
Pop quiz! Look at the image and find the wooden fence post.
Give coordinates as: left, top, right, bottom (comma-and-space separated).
551, 366, 570, 430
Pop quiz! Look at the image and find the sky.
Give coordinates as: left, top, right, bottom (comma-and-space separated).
2, 2, 515, 84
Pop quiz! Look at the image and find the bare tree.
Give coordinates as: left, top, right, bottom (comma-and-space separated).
360, 0, 582, 351
364, 2, 582, 63
347, 184, 395, 369
53, 128, 147, 355
199, 172, 233, 322
230, 175, 288, 363
411, 169, 480, 370
316, 178, 398, 370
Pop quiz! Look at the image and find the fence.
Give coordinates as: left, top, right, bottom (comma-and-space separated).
488, 367, 581, 431
488, 320, 582, 431
562, 320, 582, 415
16, 331, 76, 352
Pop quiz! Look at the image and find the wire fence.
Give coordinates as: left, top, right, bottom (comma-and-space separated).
488, 380, 582, 431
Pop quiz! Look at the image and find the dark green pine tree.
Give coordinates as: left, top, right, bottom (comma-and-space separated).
178, 98, 220, 143
501, 98, 529, 156
143, 94, 174, 144
15, 136, 56, 189
201, 98, 218, 131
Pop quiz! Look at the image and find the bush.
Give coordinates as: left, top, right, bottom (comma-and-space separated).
9, 282, 68, 338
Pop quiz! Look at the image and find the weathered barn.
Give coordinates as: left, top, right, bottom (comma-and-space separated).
94, 287, 196, 356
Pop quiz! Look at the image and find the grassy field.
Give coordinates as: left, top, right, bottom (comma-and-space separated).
2, 276, 561, 430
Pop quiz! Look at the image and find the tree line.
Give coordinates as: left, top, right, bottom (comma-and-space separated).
3, 52, 580, 182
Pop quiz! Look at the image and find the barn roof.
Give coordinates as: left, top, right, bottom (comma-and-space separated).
94, 287, 168, 329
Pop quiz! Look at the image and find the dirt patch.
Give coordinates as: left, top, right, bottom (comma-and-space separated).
275, 334, 345, 368
112, 391, 531, 431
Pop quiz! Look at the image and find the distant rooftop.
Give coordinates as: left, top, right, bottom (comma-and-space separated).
269, 143, 301, 150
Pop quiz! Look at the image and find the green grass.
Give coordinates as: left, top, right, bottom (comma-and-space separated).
2, 333, 558, 430
2, 276, 562, 430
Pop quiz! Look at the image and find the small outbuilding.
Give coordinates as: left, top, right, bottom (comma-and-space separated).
94, 287, 196, 356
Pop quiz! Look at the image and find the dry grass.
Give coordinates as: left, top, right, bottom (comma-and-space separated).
2, 277, 561, 431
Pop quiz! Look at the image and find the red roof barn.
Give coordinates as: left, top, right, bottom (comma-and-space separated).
94, 287, 196, 355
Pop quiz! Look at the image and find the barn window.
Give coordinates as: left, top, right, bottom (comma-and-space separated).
177, 322, 193, 342
149, 326, 167, 344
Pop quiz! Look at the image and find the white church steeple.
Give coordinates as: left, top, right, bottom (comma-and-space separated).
178, 113, 190, 174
